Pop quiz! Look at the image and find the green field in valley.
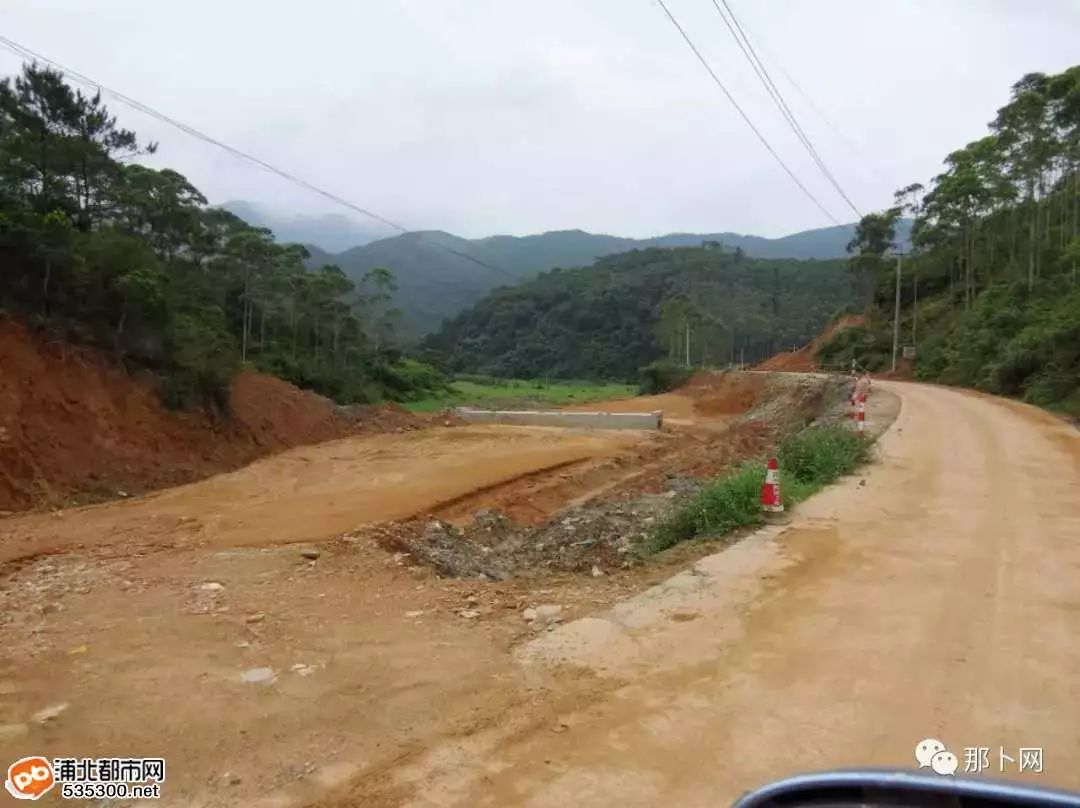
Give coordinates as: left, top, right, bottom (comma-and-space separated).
403, 377, 637, 413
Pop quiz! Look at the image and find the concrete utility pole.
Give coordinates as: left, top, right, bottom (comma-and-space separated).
891, 252, 903, 373
912, 271, 918, 347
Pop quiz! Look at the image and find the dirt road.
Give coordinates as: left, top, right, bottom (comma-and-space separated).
2, 375, 776, 808
381, 382, 1080, 805
0, 425, 650, 563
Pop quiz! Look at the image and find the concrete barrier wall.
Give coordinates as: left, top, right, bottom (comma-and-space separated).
455, 408, 662, 430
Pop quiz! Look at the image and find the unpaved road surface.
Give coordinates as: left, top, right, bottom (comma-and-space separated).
0, 425, 650, 564
8, 376, 1072, 808
371, 382, 1080, 806
2, 374, 793, 808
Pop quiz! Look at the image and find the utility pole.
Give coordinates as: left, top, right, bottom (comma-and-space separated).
891, 252, 903, 373
911, 270, 918, 346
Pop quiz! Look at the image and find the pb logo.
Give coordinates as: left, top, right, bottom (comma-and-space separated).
4, 757, 55, 801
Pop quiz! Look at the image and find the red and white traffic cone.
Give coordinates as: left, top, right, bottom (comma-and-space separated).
856, 401, 866, 433
760, 458, 787, 521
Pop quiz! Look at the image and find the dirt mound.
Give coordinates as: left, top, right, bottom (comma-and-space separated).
230, 372, 421, 443
0, 318, 424, 513
756, 314, 868, 372
681, 370, 768, 417
578, 372, 769, 424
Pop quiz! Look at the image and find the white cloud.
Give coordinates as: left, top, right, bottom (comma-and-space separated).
2, 0, 1077, 237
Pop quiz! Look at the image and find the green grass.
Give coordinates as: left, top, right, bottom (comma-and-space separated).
402, 377, 637, 413
645, 425, 871, 554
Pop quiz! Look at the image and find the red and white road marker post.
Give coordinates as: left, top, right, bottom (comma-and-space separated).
760, 458, 789, 522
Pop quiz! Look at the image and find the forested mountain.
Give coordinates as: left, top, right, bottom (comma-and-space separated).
820, 66, 1080, 415
641, 221, 912, 258
424, 247, 853, 380
220, 200, 393, 252
316, 222, 909, 336
0, 63, 444, 408
321, 231, 536, 336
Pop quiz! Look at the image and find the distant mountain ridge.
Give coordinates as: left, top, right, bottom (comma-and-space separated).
223, 200, 910, 336
220, 200, 394, 252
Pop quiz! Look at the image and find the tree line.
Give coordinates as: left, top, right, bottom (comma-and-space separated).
836, 66, 1079, 412
424, 245, 854, 381
0, 62, 444, 407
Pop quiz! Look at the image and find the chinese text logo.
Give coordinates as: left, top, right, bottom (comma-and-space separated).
915, 738, 1044, 776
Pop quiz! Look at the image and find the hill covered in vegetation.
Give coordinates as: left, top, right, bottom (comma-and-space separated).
424, 246, 854, 380
304, 222, 909, 336
0, 62, 445, 408
819, 65, 1080, 416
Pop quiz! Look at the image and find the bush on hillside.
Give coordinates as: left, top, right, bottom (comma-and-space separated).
375, 357, 452, 402
815, 323, 892, 371
637, 360, 693, 395
914, 279, 1080, 414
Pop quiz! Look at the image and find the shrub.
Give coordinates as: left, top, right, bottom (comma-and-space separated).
645, 425, 870, 554
647, 463, 763, 553
377, 357, 452, 401
638, 360, 693, 395
777, 425, 870, 495
816, 324, 891, 371
913, 279, 1080, 411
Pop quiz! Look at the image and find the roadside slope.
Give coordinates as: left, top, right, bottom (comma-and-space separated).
367, 382, 1080, 805
0, 319, 421, 513
756, 313, 868, 372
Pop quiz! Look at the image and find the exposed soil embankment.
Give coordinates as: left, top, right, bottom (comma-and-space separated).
0, 318, 422, 513
755, 314, 868, 372
384, 372, 848, 580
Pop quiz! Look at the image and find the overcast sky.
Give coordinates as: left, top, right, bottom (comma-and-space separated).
3, 0, 1079, 238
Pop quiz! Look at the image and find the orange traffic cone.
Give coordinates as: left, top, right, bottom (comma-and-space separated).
761, 458, 783, 514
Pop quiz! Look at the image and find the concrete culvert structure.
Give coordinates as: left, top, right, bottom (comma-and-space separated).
454, 408, 664, 430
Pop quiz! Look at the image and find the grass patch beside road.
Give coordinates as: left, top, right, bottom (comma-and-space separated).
403, 377, 636, 413
645, 425, 870, 554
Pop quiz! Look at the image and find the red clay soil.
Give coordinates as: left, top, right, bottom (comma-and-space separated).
683, 370, 768, 417
0, 318, 422, 513
755, 314, 868, 372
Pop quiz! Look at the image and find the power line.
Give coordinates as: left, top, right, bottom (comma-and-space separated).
719, 0, 862, 217
708, 0, 861, 219
729, 12, 890, 187
653, 0, 840, 225
0, 35, 520, 281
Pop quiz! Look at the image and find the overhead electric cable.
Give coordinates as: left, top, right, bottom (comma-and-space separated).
0, 35, 519, 280
708, 0, 862, 218
653, 0, 841, 225
723, 11, 889, 185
